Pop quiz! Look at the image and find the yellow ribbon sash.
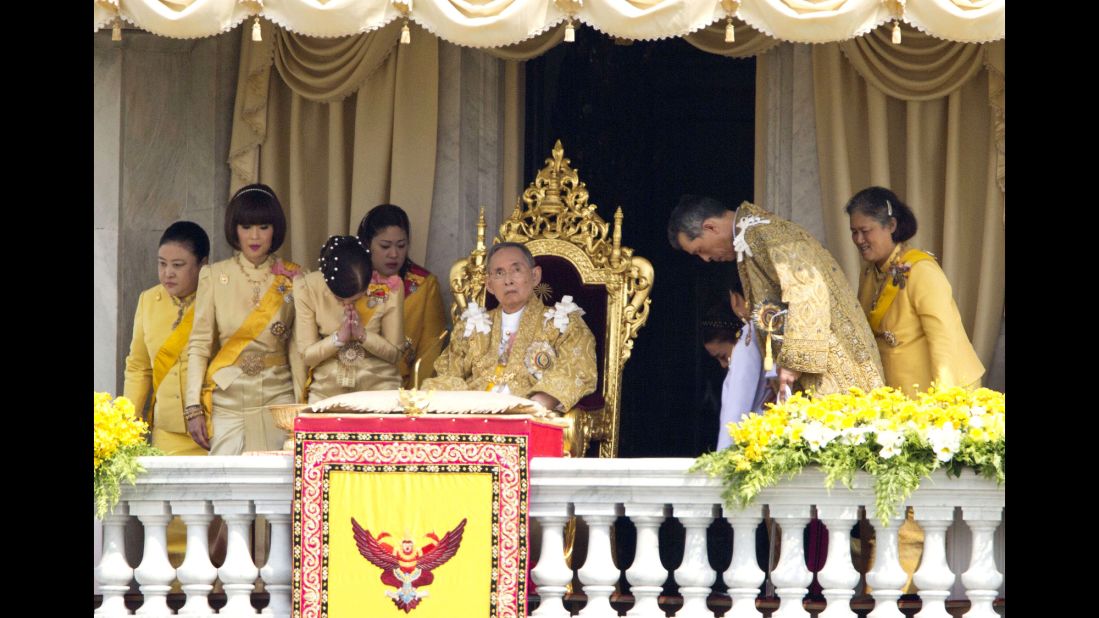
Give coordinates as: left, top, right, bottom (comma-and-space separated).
149, 303, 195, 413
202, 266, 297, 414
867, 249, 936, 332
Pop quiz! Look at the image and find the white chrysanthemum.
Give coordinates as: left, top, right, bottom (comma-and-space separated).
875, 429, 904, 459
841, 426, 870, 445
927, 422, 962, 462
460, 302, 492, 337
802, 422, 839, 452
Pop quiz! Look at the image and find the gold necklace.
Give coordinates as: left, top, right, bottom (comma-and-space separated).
235, 253, 271, 307
170, 294, 195, 330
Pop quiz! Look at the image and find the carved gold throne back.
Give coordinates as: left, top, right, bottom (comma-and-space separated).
447, 140, 654, 457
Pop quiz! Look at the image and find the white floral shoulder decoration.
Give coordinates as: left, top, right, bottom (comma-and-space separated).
460, 302, 492, 337
544, 295, 585, 334
733, 214, 770, 263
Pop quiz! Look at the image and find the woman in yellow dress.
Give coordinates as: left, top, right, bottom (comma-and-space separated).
357, 204, 448, 388
295, 235, 405, 402
184, 184, 304, 455
845, 186, 985, 594
846, 186, 984, 396
124, 221, 210, 456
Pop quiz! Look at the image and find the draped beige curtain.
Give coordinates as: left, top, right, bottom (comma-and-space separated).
813, 26, 1004, 368
228, 21, 439, 268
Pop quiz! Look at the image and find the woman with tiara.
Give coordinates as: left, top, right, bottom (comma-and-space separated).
357, 204, 447, 388
184, 183, 304, 455
294, 235, 405, 402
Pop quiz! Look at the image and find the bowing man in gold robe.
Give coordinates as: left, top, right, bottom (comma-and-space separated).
358, 204, 448, 388
185, 184, 305, 455
669, 195, 884, 397
295, 235, 405, 403
846, 186, 984, 397
422, 242, 598, 412
124, 221, 211, 456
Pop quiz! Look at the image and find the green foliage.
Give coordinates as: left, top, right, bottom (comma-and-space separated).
94, 443, 161, 519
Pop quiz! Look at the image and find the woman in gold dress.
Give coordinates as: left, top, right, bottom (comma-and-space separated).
357, 204, 447, 388
124, 221, 210, 456
846, 186, 984, 396
184, 184, 304, 455
846, 186, 985, 593
295, 235, 405, 402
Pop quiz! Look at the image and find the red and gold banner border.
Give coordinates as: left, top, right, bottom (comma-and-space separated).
292, 431, 529, 618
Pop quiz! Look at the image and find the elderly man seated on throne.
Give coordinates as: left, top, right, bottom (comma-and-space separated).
421, 242, 598, 412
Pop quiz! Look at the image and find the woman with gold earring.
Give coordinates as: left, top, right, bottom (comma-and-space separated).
294, 235, 405, 402
357, 204, 447, 388
184, 183, 305, 455
845, 186, 985, 594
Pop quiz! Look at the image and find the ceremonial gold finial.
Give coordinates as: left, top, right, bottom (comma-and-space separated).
611, 207, 623, 268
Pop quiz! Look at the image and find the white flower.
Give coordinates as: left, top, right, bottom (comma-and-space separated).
926, 422, 962, 463
544, 295, 585, 334
841, 426, 870, 445
875, 429, 905, 459
461, 302, 492, 337
802, 422, 839, 452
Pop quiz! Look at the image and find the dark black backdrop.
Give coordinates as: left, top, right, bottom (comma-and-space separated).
525, 34, 756, 458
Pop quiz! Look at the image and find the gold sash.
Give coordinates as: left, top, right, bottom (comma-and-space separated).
202, 265, 297, 415
867, 249, 936, 332
149, 303, 194, 414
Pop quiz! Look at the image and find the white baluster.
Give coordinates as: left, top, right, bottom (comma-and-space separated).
722, 509, 764, 618
130, 500, 176, 617
216, 500, 259, 616
816, 506, 860, 618
256, 500, 292, 618
911, 507, 955, 618
172, 500, 217, 616
672, 504, 716, 618
960, 507, 1003, 618
95, 503, 134, 617
625, 504, 668, 618
531, 503, 574, 618
576, 503, 622, 618
865, 512, 906, 618
768, 505, 812, 618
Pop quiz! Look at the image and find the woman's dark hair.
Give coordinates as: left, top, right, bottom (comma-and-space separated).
224, 183, 287, 252
357, 203, 412, 278
318, 235, 373, 299
159, 221, 210, 262
844, 186, 918, 243
702, 304, 740, 345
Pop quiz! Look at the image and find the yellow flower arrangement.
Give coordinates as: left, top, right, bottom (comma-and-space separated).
94, 392, 161, 518
694, 385, 1005, 524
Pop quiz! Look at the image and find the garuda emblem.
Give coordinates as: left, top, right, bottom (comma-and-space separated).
351, 517, 468, 613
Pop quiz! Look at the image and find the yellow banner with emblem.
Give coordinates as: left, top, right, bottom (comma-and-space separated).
201, 266, 296, 415
326, 470, 493, 618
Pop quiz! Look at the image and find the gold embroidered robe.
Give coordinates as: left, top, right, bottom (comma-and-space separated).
734, 202, 884, 395
422, 295, 598, 411
857, 244, 985, 398
294, 270, 404, 402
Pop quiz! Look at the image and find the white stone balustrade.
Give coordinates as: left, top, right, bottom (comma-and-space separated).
96, 457, 1005, 617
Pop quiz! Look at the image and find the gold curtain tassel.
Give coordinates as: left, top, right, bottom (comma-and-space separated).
252, 17, 262, 42
725, 17, 735, 43
891, 21, 902, 44
564, 19, 576, 43
763, 333, 774, 372
112, 18, 122, 41
401, 21, 411, 44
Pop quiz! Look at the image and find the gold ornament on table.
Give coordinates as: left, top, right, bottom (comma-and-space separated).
397, 388, 433, 416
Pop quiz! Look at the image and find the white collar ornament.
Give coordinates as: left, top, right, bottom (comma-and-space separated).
461, 302, 492, 337
544, 295, 585, 334
733, 213, 770, 263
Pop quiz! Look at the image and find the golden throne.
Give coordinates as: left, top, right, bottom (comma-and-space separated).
447, 140, 654, 457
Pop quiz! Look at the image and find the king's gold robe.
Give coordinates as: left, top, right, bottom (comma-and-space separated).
422, 295, 598, 411
734, 202, 884, 395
